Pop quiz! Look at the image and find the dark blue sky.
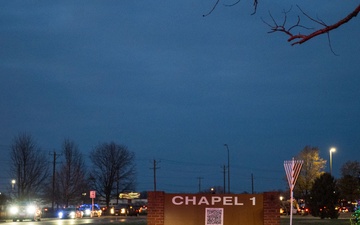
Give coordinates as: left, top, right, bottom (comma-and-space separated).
1, 1, 360, 194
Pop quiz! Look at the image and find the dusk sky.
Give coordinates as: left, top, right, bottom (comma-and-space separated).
1, 1, 360, 195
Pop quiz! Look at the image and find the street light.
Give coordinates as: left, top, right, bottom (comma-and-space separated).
330, 147, 336, 175
11, 179, 16, 189
224, 144, 230, 194
11, 179, 16, 198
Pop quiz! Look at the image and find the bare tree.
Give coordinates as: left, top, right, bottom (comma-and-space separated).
337, 160, 360, 201
10, 133, 49, 201
55, 139, 88, 207
89, 142, 136, 207
204, 0, 360, 46
340, 160, 360, 177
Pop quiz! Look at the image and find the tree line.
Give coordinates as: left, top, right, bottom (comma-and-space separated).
3, 133, 360, 219
290, 146, 360, 219
7, 132, 136, 208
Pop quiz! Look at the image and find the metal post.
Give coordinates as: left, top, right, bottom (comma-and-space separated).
330, 151, 332, 175
290, 159, 294, 225
330, 148, 336, 175
223, 165, 226, 193
284, 158, 303, 225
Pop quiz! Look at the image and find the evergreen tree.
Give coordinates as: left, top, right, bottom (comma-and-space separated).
309, 173, 339, 219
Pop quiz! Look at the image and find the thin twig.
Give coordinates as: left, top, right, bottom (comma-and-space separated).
223, 0, 241, 7
203, 0, 221, 17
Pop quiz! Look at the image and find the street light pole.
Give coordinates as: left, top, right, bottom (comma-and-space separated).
11, 179, 16, 198
224, 144, 230, 194
330, 147, 336, 175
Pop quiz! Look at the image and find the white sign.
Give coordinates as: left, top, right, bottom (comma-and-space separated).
90, 190, 96, 199
171, 196, 256, 206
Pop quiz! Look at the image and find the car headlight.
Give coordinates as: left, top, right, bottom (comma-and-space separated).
9, 206, 19, 215
27, 205, 36, 214
58, 212, 64, 218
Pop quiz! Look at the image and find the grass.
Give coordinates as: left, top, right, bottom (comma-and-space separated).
281, 213, 353, 225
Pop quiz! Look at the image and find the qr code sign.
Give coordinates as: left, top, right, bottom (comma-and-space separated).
205, 208, 223, 225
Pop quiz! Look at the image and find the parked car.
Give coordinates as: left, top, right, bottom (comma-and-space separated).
136, 204, 147, 215
298, 206, 310, 215
78, 204, 102, 217
338, 206, 349, 213
8, 202, 42, 222
111, 204, 138, 216
57, 207, 83, 219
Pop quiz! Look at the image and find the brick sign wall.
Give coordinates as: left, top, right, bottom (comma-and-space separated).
148, 191, 279, 225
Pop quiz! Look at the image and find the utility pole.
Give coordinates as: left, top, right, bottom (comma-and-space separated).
197, 177, 203, 193
151, 160, 160, 192
49, 151, 61, 210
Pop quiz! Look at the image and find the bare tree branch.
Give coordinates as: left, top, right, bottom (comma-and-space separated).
203, 0, 258, 17
326, 32, 339, 56
223, 0, 241, 7
203, 0, 220, 17
288, 4, 360, 45
262, 8, 313, 38
204, 0, 360, 48
264, 4, 360, 45
251, 0, 258, 15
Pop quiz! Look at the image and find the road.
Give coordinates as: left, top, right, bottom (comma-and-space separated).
0, 216, 147, 225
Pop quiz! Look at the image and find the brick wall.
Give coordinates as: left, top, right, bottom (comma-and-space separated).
263, 192, 280, 225
147, 191, 280, 225
147, 191, 165, 225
